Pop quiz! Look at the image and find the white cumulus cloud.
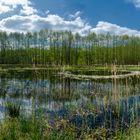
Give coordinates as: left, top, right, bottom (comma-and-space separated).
69, 11, 82, 19
0, 0, 37, 15
91, 21, 140, 37
127, 0, 140, 8
0, 14, 91, 35
0, 0, 140, 36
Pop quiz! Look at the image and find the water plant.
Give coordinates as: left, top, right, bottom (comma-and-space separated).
6, 102, 20, 118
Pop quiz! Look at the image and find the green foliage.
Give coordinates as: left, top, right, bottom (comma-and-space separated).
1, 116, 140, 140
0, 30, 140, 66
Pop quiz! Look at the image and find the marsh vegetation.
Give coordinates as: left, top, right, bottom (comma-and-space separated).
0, 30, 140, 139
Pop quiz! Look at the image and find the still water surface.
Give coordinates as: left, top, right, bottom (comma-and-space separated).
0, 69, 140, 131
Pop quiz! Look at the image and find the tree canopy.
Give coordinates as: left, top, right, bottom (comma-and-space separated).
0, 30, 140, 66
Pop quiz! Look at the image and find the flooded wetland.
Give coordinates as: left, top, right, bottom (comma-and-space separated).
0, 68, 140, 139
0, 27, 140, 139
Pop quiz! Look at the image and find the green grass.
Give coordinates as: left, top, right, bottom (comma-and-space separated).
1, 116, 140, 140
0, 64, 140, 71
0, 102, 140, 140
0, 116, 76, 140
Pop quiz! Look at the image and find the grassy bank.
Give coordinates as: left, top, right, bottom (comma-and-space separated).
1, 116, 140, 140
0, 64, 140, 71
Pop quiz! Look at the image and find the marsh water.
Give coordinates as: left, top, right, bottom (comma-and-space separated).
0, 69, 140, 132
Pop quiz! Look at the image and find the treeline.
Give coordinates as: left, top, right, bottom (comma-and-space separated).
0, 30, 140, 66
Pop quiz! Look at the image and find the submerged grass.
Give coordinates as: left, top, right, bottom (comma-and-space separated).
6, 103, 20, 118
1, 92, 139, 139
0, 101, 139, 140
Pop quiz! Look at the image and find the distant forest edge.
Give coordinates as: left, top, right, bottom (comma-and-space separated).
0, 29, 140, 66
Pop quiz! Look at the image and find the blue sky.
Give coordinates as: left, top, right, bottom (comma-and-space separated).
32, 0, 140, 30
0, 0, 140, 36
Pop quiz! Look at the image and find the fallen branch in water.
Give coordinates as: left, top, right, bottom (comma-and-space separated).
57, 71, 140, 80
